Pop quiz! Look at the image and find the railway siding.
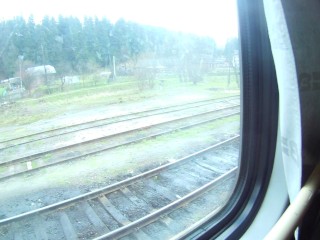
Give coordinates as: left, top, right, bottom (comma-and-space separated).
0, 137, 239, 239
0, 102, 239, 180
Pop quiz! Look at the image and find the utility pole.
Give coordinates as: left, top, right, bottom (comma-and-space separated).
18, 55, 24, 92
113, 55, 116, 80
109, 28, 117, 81
41, 44, 48, 86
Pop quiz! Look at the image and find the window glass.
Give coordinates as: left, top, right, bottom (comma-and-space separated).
0, 0, 240, 239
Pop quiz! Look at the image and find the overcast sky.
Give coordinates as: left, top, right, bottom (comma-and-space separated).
0, 0, 238, 47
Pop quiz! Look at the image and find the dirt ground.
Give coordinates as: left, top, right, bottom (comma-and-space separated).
0, 119, 239, 219
0, 139, 239, 240
0, 90, 240, 239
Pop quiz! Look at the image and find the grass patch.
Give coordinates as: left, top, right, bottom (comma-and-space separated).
42, 153, 53, 162
139, 114, 240, 146
0, 166, 6, 174
31, 161, 38, 169
2, 114, 239, 190
0, 74, 239, 128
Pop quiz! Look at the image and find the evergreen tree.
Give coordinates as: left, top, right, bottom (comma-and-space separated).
0, 15, 218, 78
94, 17, 112, 67
0, 20, 19, 78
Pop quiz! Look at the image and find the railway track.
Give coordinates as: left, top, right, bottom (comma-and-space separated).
0, 101, 240, 180
0, 95, 239, 149
0, 136, 239, 240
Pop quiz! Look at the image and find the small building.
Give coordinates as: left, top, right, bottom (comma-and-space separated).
232, 50, 240, 69
214, 57, 229, 68
0, 77, 22, 90
25, 65, 56, 76
135, 59, 166, 72
64, 76, 80, 85
25, 65, 56, 92
0, 77, 25, 101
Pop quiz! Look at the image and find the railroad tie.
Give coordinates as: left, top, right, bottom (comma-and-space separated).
196, 162, 226, 174
81, 202, 108, 234
13, 232, 23, 240
99, 195, 151, 239
59, 212, 78, 240
120, 187, 155, 213
33, 217, 49, 240
147, 179, 178, 202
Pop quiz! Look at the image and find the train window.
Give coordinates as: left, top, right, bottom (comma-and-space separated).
0, 0, 280, 239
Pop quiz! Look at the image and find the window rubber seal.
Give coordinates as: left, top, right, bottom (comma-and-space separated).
183, 0, 279, 239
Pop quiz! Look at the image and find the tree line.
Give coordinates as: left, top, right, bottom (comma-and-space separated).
0, 15, 221, 80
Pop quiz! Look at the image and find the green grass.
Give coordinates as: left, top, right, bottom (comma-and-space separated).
42, 153, 53, 162
0, 166, 6, 174
68, 114, 239, 184
143, 114, 239, 145
31, 161, 38, 169
0, 87, 6, 96
22, 79, 136, 107
0, 114, 239, 189
0, 74, 239, 128
109, 114, 240, 156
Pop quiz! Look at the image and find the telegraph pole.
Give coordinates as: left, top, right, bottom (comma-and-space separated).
41, 44, 48, 86
18, 55, 24, 93
113, 55, 116, 80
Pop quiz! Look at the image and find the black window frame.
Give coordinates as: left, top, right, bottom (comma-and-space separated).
183, 0, 279, 239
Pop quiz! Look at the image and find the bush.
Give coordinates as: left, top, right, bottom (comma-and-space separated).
0, 87, 6, 97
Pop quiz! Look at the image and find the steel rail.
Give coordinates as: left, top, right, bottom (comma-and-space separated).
0, 99, 221, 149
0, 95, 239, 147
0, 110, 240, 181
0, 135, 240, 225
94, 167, 238, 240
0, 104, 240, 167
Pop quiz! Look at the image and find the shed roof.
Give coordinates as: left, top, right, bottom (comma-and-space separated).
26, 65, 56, 76
0, 77, 20, 84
